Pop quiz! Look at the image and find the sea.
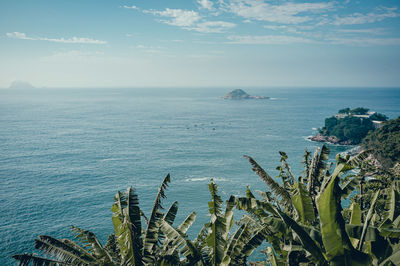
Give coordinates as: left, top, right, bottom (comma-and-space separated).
1, 87, 399, 265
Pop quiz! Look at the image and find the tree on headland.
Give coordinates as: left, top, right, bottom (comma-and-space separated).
317, 107, 388, 144
362, 117, 400, 169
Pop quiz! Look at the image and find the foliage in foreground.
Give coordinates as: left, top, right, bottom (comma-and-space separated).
13, 175, 262, 265
239, 145, 400, 265
13, 145, 400, 265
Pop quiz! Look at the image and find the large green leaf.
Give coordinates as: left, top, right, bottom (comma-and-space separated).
350, 203, 362, 225
70, 225, 114, 263
244, 155, 291, 205
384, 186, 400, 222
111, 191, 137, 265
341, 176, 363, 199
159, 220, 201, 264
317, 172, 356, 261
177, 211, 196, 234
223, 195, 235, 241
34, 235, 95, 265
307, 145, 330, 196
206, 181, 227, 266
291, 182, 315, 224
12, 253, 65, 266
358, 190, 379, 251
143, 174, 171, 261
163, 201, 179, 226
275, 209, 326, 264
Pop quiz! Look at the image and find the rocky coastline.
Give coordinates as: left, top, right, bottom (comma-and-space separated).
308, 134, 354, 145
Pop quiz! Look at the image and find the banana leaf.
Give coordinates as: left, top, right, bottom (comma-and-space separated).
291, 182, 315, 224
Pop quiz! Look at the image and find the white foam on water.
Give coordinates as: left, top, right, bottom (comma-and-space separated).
184, 177, 229, 182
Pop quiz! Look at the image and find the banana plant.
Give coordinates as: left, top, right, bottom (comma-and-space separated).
188, 180, 267, 266
13, 174, 198, 266
238, 146, 400, 265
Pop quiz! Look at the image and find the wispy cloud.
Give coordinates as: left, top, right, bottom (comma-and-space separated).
333, 7, 400, 25
132, 44, 165, 53
192, 21, 236, 33
144, 8, 202, 27
142, 8, 235, 33
336, 28, 386, 35
6, 32, 107, 44
227, 35, 314, 44
123, 5, 139, 10
197, 0, 214, 10
224, 0, 334, 24
327, 36, 400, 46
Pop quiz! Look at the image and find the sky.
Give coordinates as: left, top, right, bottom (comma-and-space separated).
0, 0, 400, 88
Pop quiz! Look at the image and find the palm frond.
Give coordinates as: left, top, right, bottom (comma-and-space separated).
13, 253, 67, 266
163, 201, 179, 226
34, 235, 94, 265
177, 211, 197, 234
160, 220, 201, 264
111, 190, 138, 265
208, 180, 223, 216
244, 155, 291, 205
223, 195, 235, 241
125, 187, 143, 265
143, 174, 171, 259
307, 145, 330, 195
70, 226, 108, 259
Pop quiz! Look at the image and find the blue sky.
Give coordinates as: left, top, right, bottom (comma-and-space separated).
1, 0, 400, 88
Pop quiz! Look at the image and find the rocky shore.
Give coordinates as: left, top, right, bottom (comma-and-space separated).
308, 134, 354, 145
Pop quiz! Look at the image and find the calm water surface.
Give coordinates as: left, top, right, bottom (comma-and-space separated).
1, 87, 399, 264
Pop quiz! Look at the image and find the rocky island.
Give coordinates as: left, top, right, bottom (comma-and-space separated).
222, 89, 269, 100
309, 107, 388, 145
9, 81, 35, 89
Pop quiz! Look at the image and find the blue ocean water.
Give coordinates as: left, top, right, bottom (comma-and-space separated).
0, 87, 399, 265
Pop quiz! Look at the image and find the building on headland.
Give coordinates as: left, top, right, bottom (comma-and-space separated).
333, 110, 383, 129
372, 120, 383, 128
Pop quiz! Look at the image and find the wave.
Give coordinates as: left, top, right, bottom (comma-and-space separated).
184, 177, 229, 182
99, 158, 122, 162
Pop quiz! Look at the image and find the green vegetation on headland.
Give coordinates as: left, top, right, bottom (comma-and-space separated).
310, 107, 388, 145
13, 145, 400, 265
362, 117, 400, 169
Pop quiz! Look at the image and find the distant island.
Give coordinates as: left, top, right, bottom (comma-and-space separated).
9, 81, 35, 89
309, 107, 388, 145
222, 89, 269, 100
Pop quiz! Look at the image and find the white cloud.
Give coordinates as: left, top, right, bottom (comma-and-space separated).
227, 35, 314, 44
192, 21, 236, 33
6, 32, 107, 44
327, 37, 400, 46
333, 7, 400, 25
336, 28, 386, 35
197, 0, 214, 10
263, 25, 288, 30
225, 0, 334, 24
144, 8, 202, 27
123, 5, 138, 10
6, 32, 33, 40
142, 8, 234, 33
